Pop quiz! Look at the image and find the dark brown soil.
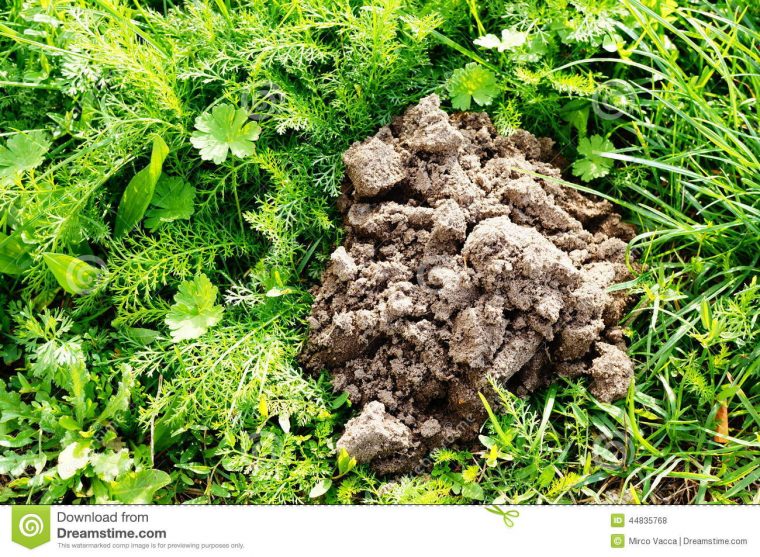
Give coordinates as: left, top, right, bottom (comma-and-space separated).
301, 95, 635, 474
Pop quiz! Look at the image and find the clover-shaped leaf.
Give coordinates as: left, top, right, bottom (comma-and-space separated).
572, 135, 615, 182
446, 63, 500, 111
0, 131, 51, 185
190, 103, 261, 165
144, 175, 195, 231
165, 273, 224, 342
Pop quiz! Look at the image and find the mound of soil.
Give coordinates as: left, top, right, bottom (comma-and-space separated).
301, 95, 635, 474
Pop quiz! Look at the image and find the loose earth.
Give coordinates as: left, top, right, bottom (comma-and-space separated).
302, 95, 635, 474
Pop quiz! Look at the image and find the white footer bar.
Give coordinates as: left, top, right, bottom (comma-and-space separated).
1, 505, 757, 556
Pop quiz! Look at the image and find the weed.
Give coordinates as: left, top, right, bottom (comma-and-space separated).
1, 0, 757, 504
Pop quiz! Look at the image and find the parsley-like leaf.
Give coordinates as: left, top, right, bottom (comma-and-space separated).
144, 175, 195, 231
446, 63, 500, 111
0, 131, 51, 185
165, 273, 224, 342
572, 135, 615, 182
190, 103, 261, 164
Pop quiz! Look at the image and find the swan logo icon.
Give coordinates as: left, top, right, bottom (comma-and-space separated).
11, 506, 50, 549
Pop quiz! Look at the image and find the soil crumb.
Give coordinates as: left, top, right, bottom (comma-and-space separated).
301, 95, 636, 474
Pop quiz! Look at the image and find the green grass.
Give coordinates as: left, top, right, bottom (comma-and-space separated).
1, 0, 758, 504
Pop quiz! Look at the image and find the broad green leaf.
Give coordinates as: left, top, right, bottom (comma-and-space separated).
124, 327, 160, 346
109, 470, 171, 503
330, 392, 349, 409
603, 33, 624, 53
42, 252, 101, 294
114, 135, 170, 237
461, 482, 485, 500
210, 484, 231, 498
308, 478, 332, 498
0, 231, 32, 275
176, 463, 211, 475
165, 273, 224, 342
0, 131, 50, 185
91, 450, 133, 482
58, 441, 90, 480
699, 298, 712, 330
0, 428, 35, 448
92, 478, 112, 503
485, 444, 499, 467
144, 175, 195, 230
58, 415, 80, 431
190, 103, 261, 164
446, 63, 500, 110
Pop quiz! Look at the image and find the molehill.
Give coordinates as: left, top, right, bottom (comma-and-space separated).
301, 95, 635, 474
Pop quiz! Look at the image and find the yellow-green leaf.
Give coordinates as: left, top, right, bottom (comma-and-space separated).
109, 470, 171, 503
42, 252, 101, 294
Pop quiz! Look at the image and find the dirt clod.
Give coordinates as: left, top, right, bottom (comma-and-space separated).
336, 401, 414, 464
302, 95, 636, 474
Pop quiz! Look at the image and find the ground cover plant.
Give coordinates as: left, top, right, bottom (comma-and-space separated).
0, 0, 758, 504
